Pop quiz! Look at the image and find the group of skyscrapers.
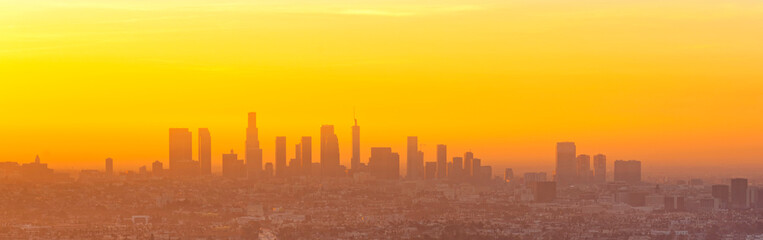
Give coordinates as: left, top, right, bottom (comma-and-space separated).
164, 112, 496, 181
554, 142, 642, 187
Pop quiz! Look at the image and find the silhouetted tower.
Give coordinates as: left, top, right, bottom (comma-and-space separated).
555, 142, 576, 187
301, 136, 312, 176
576, 154, 591, 184
731, 178, 749, 209
369, 147, 400, 180
275, 136, 286, 177
320, 125, 340, 177
436, 144, 447, 178
593, 154, 606, 183
464, 152, 474, 177
169, 128, 193, 176
152, 161, 163, 176
105, 158, 113, 176
351, 116, 360, 171
246, 112, 263, 179
199, 128, 212, 175
406, 137, 422, 180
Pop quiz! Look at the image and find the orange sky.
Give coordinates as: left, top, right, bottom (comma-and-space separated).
1, 0, 763, 175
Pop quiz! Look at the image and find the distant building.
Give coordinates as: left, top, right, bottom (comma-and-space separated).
524, 172, 547, 186
368, 147, 400, 180
436, 144, 447, 178
472, 158, 481, 179
613, 160, 641, 184
555, 142, 576, 187
301, 137, 312, 176
504, 168, 514, 183
664, 196, 686, 211
246, 112, 263, 179
731, 178, 748, 209
264, 162, 274, 178
169, 128, 197, 177
464, 152, 474, 177
593, 154, 606, 183
425, 162, 436, 179
451, 157, 463, 179
152, 161, 163, 177
351, 117, 360, 171
406, 137, 422, 180
199, 128, 212, 175
320, 125, 341, 177
576, 154, 591, 184
223, 150, 245, 178
275, 137, 286, 177
711, 184, 730, 206
105, 158, 113, 176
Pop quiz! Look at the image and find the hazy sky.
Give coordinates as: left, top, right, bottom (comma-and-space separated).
1, 0, 762, 174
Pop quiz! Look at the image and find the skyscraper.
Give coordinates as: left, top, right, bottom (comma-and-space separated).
105, 157, 113, 176
555, 142, 576, 187
351, 117, 360, 171
593, 154, 606, 183
169, 128, 194, 176
275, 136, 286, 178
712, 184, 730, 206
301, 136, 312, 176
152, 161, 163, 176
613, 160, 641, 184
199, 128, 211, 175
320, 125, 340, 177
504, 168, 514, 183
576, 154, 591, 184
223, 150, 245, 178
436, 144, 447, 178
291, 143, 302, 176
425, 162, 437, 179
464, 152, 474, 177
452, 157, 463, 179
472, 158, 481, 178
368, 147, 400, 180
246, 113, 263, 179
406, 136, 422, 180
731, 178, 749, 209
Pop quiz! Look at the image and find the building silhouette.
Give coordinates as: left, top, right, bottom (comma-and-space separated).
576, 154, 591, 184
369, 147, 400, 180
264, 162, 274, 178
275, 136, 286, 178
246, 112, 263, 179
504, 168, 514, 183
289, 143, 301, 177
731, 178, 748, 209
555, 142, 576, 187
152, 161, 163, 177
105, 158, 113, 176
169, 128, 197, 177
351, 117, 360, 171
464, 152, 474, 177
301, 136, 312, 176
425, 162, 436, 179
712, 184, 730, 207
436, 144, 447, 178
613, 160, 641, 184
406, 137, 422, 180
320, 125, 341, 177
199, 128, 211, 175
451, 157, 463, 179
223, 150, 245, 179
593, 154, 606, 183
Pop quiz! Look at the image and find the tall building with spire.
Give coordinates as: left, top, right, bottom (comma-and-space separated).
246, 112, 263, 179
351, 117, 360, 171
199, 128, 211, 175
320, 125, 340, 177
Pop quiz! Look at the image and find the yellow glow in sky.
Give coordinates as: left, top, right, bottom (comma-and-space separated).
1, 0, 762, 174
